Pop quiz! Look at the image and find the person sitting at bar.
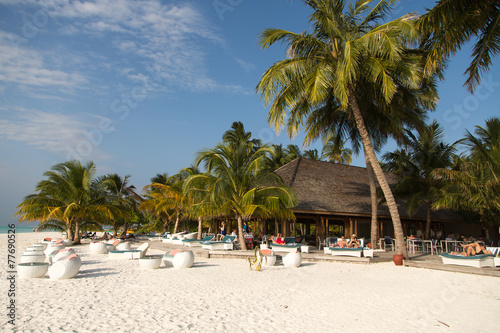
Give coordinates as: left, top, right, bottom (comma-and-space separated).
334, 236, 348, 248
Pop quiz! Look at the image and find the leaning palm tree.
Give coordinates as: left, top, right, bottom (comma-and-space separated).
186, 140, 297, 250
418, 0, 500, 92
256, 0, 436, 258
382, 120, 457, 239
15, 160, 121, 244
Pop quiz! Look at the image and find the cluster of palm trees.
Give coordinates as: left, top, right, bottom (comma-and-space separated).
15, 161, 142, 244
256, 0, 499, 258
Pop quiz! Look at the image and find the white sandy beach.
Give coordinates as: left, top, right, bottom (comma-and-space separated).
1, 232, 499, 332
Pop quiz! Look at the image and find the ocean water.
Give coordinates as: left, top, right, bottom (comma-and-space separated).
0, 226, 45, 234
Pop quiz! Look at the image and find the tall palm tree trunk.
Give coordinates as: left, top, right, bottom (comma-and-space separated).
66, 219, 74, 241
237, 215, 247, 251
349, 87, 409, 259
73, 219, 81, 244
425, 200, 432, 240
364, 148, 379, 249
197, 216, 203, 240
173, 212, 180, 234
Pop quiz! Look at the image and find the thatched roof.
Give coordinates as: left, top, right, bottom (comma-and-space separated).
274, 158, 458, 221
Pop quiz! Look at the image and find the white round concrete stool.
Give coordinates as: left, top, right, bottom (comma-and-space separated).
283, 251, 302, 268
18, 262, 49, 278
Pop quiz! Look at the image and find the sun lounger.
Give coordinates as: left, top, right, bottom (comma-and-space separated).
162, 231, 187, 243
439, 253, 495, 268
201, 236, 236, 250
330, 247, 363, 257
486, 247, 500, 266
182, 235, 214, 247
109, 242, 150, 260
270, 243, 300, 253
172, 232, 198, 245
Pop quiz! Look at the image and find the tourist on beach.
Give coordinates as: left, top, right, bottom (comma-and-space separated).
272, 233, 285, 245
243, 222, 249, 233
451, 242, 492, 256
406, 234, 417, 240
230, 230, 237, 237
219, 222, 226, 240
334, 236, 348, 248
348, 234, 360, 248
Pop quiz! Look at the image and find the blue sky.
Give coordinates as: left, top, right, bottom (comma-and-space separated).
1, 0, 499, 226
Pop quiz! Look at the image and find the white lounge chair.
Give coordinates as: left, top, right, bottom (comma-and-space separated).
201, 236, 236, 250
440, 253, 494, 268
330, 247, 363, 257
182, 235, 214, 247
109, 242, 150, 260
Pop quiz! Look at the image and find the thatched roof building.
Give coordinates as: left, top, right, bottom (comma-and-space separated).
273, 158, 473, 243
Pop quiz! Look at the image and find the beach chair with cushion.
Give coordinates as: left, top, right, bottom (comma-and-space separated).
330, 247, 363, 257
201, 236, 236, 250
109, 242, 150, 260
172, 232, 198, 245
439, 253, 495, 268
162, 231, 187, 243
183, 235, 214, 247
270, 242, 300, 253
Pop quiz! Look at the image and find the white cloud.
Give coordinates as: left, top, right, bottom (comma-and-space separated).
0, 107, 112, 161
0, 31, 87, 90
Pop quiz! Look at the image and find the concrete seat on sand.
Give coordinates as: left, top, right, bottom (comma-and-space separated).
89, 241, 108, 254
163, 249, 194, 268
283, 251, 302, 268
18, 262, 49, 278
49, 254, 81, 279
257, 248, 276, 266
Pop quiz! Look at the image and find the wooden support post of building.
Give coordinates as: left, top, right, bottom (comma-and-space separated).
325, 218, 329, 237
354, 219, 358, 235
349, 218, 353, 237
306, 222, 311, 236
293, 219, 297, 237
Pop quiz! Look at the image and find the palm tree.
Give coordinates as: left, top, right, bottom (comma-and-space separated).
256, 0, 435, 258
140, 173, 173, 233
186, 140, 297, 250
321, 136, 353, 164
263, 144, 289, 172
303, 149, 321, 160
434, 118, 500, 237
99, 174, 142, 237
285, 144, 303, 161
223, 121, 262, 150
382, 120, 457, 239
418, 0, 500, 92
15, 160, 121, 244
141, 173, 188, 235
